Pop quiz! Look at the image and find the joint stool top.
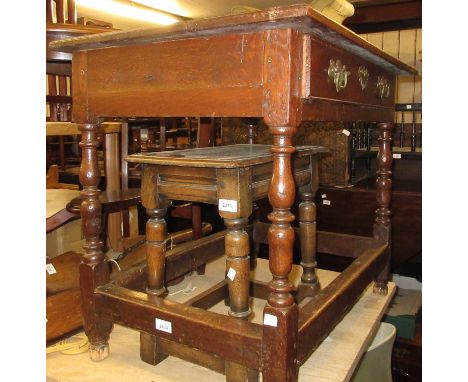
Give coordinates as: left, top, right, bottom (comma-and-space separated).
126, 144, 328, 168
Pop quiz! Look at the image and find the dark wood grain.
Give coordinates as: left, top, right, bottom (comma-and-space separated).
57, 4, 413, 379
50, 5, 415, 76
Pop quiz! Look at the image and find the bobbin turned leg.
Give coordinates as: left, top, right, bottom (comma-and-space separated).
224, 217, 258, 381
146, 206, 169, 296
297, 154, 321, 300
139, 165, 170, 365
250, 203, 260, 270
262, 125, 299, 382
78, 123, 113, 361
225, 217, 252, 320
373, 122, 394, 295
296, 191, 320, 300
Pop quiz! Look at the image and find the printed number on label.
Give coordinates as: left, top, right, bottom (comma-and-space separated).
156, 318, 172, 334
219, 199, 237, 213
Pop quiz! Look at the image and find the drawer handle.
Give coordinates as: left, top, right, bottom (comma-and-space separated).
327, 59, 350, 93
358, 66, 369, 90
376, 76, 390, 99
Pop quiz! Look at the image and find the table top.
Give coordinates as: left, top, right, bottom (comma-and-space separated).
46, 257, 396, 382
126, 144, 328, 168
50, 5, 415, 76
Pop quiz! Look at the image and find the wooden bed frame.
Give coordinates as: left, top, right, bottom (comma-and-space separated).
50, 5, 416, 381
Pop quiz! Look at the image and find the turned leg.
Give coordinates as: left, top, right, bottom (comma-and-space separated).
249, 203, 260, 270
78, 123, 113, 361
192, 204, 206, 275
140, 207, 171, 364
146, 206, 168, 296
296, 191, 320, 300
373, 122, 393, 295
225, 217, 251, 320
224, 217, 258, 381
262, 125, 299, 382
139, 165, 170, 364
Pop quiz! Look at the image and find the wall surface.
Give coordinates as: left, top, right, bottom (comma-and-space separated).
361, 28, 422, 123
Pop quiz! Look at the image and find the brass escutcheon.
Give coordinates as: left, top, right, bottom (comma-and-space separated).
376, 76, 390, 99
327, 59, 351, 93
358, 66, 369, 90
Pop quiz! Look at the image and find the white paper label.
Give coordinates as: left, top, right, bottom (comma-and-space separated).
342, 129, 351, 136
227, 267, 236, 281
155, 318, 172, 334
46, 263, 57, 275
323, 200, 331, 205
219, 199, 238, 213
321, 194, 327, 199
393, 153, 402, 159
406, 104, 412, 109
263, 313, 278, 327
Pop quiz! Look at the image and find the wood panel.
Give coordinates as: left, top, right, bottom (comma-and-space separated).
307, 36, 395, 109
85, 32, 264, 119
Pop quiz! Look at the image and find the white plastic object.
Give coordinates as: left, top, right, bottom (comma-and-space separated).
351, 322, 397, 382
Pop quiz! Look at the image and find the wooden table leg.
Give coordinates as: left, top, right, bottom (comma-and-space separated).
78, 123, 113, 361
262, 124, 299, 382
224, 217, 258, 381
373, 122, 393, 295
250, 203, 260, 270
296, 191, 320, 300
297, 156, 320, 300
139, 165, 170, 364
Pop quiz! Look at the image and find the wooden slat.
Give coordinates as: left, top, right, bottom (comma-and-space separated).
397, 29, 416, 107
157, 338, 226, 375
68, 0, 77, 24
95, 285, 263, 369
56, 0, 65, 23
46, 0, 53, 23
110, 230, 227, 288
184, 280, 227, 309
297, 244, 388, 363
253, 221, 377, 258
366, 32, 383, 50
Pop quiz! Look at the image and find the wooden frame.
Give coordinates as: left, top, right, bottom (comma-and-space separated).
50, 5, 416, 381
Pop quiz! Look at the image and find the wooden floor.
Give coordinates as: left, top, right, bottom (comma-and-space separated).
46, 257, 396, 382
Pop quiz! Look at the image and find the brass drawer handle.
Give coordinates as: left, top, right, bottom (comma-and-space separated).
358, 66, 369, 90
327, 59, 350, 93
376, 76, 390, 99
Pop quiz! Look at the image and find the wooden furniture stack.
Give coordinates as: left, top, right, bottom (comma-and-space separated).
50, 5, 416, 381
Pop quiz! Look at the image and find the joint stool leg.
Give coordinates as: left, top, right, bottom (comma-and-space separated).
192, 204, 206, 275
262, 124, 299, 382
224, 217, 251, 320
296, 192, 320, 300
146, 206, 168, 297
224, 217, 258, 381
142, 210, 168, 363
373, 122, 394, 295
249, 203, 260, 270
78, 123, 113, 361
140, 331, 168, 365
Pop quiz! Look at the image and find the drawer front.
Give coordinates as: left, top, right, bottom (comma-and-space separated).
306, 36, 395, 108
